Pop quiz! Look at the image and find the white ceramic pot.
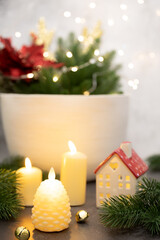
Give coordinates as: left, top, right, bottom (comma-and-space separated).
0, 94, 129, 180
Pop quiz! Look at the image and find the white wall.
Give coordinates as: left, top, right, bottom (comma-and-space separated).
0, 0, 160, 159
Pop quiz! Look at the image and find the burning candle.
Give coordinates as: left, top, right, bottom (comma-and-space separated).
32, 167, 71, 232
61, 141, 87, 206
17, 157, 42, 206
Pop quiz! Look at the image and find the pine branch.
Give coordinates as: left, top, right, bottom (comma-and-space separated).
0, 169, 23, 220
147, 155, 160, 171
99, 178, 160, 235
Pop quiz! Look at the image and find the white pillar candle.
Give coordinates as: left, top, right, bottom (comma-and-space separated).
61, 141, 87, 206
32, 168, 71, 232
17, 157, 42, 206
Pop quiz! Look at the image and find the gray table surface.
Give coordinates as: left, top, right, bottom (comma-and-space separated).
0, 172, 160, 240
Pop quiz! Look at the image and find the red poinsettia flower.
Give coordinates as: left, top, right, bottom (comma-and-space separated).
0, 37, 63, 80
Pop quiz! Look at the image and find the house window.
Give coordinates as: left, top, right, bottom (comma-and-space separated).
118, 175, 123, 180
99, 174, 103, 179
106, 182, 110, 188
109, 162, 118, 171
106, 174, 110, 180
99, 193, 104, 198
99, 182, 103, 187
106, 193, 111, 198
126, 183, 130, 189
100, 200, 104, 205
118, 182, 123, 188
126, 176, 130, 181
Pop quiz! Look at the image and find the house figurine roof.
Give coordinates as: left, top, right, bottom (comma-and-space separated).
94, 142, 148, 178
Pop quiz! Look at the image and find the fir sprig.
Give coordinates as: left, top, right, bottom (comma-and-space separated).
0, 169, 23, 220
99, 178, 160, 235
147, 154, 160, 171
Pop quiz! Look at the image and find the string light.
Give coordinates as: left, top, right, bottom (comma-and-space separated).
122, 15, 128, 21
27, 73, 34, 79
15, 32, 22, 38
43, 51, 49, 58
149, 52, 156, 58
94, 49, 100, 56
71, 66, 78, 72
53, 76, 59, 82
66, 51, 73, 58
83, 91, 90, 96
137, 0, 144, 4
89, 58, 96, 64
89, 2, 96, 9
128, 63, 134, 69
128, 79, 139, 90
75, 17, 85, 24
64, 11, 71, 18
118, 49, 124, 56
120, 4, 127, 10
108, 19, 114, 26
78, 35, 84, 42
98, 56, 104, 62
156, 9, 160, 16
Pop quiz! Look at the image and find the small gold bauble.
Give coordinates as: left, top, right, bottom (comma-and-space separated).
15, 226, 30, 240
75, 210, 89, 223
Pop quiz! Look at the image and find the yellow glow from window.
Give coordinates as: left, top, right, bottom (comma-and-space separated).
119, 182, 123, 188
126, 183, 130, 189
109, 162, 118, 171
99, 193, 104, 198
106, 193, 110, 198
106, 174, 110, 180
99, 174, 103, 179
126, 176, 130, 181
106, 182, 110, 188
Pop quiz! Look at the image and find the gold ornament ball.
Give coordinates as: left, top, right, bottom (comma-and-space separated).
15, 226, 30, 240
75, 210, 89, 223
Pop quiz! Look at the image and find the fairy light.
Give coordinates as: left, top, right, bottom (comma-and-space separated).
98, 56, 104, 62
128, 79, 139, 90
108, 19, 114, 26
122, 15, 128, 21
71, 66, 78, 72
89, 2, 96, 9
27, 73, 34, 79
83, 91, 90, 96
66, 51, 73, 58
128, 63, 134, 69
94, 49, 100, 56
118, 49, 124, 56
15, 32, 22, 38
137, 0, 144, 4
120, 4, 127, 10
43, 51, 49, 58
75, 17, 85, 24
53, 76, 59, 82
156, 9, 160, 16
78, 35, 84, 42
149, 52, 156, 58
64, 11, 71, 18
89, 58, 96, 64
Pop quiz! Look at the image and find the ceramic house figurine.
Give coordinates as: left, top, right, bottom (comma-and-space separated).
94, 142, 148, 207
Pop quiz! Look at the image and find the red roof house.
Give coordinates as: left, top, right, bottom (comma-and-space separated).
94, 142, 148, 207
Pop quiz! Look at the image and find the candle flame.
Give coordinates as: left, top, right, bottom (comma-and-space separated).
68, 140, 77, 154
48, 167, 55, 181
25, 157, 32, 169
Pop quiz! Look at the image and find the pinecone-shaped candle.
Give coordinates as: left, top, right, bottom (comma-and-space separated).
32, 168, 71, 232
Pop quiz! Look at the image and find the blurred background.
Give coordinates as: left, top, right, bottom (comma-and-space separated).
0, 0, 160, 161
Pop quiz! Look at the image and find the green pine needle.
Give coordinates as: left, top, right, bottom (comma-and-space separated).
147, 155, 160, 171
99, 177, 160, 235
0, 32, 122, 95
0, 169, 23, 220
